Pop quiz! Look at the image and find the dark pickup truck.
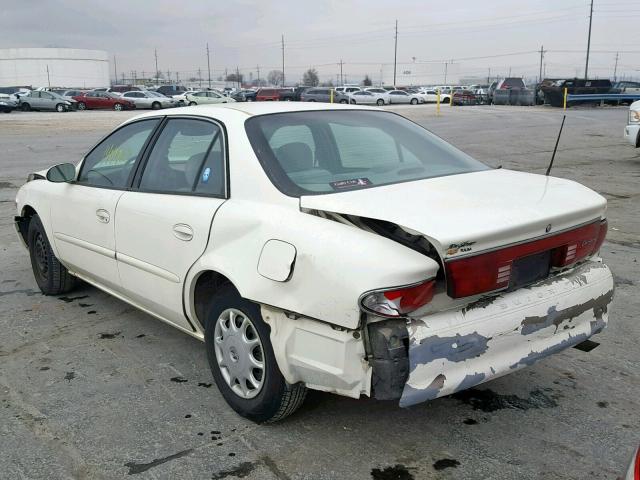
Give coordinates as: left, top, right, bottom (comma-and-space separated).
279, 86, 311, 101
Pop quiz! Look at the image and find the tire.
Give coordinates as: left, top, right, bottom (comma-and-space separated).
113, 103, 123, 111
21, 103, 31, 112
308, 99, 316, 102
350, 99, 357, 105
339, 99, 348, 104
55, 103, 65, 112
246, 98, 254, 102
284, 97, 292, 101
410, 98, 418, 105
28, 214, 77, 295
151, 101, 161, 110
189, 101, 197, 106
204, 284, 307, 423
376, 99, 384, 106
77, 102, 86, 110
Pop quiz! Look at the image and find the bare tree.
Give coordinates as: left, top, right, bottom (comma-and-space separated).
363, 75, 372, 86
303, 68, 320, 86
267, 70, 284, 86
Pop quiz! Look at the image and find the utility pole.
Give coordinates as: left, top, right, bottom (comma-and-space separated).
176, 71, 179, 84
393, 20, 398, 87
154, 49, 159, 82
444, 62, 448, 84
508, 67, 512, 77
613, 52, 619, 82
198, 68, 202, 88
585, 0, 594, 79
114, 55, 117, 84
236, 66, 241, 89
487, 67, 491, 84
339, 59, 344, 85
166, 70, 170, 84
256, 65, 260, 85
281, 34, 285, 86
538, 45, 545, 84
46, 64, 51, 88
206, 43, 212, 89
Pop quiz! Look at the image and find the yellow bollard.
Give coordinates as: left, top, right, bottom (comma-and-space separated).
563, 87, 567, 110
436, 88, 441, 116
330, 89, 334, 104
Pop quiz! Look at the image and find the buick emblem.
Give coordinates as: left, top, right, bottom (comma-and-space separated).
545, 224, 552, 233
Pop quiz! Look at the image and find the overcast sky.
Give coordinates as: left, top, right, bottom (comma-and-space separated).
1, 0, 639, 85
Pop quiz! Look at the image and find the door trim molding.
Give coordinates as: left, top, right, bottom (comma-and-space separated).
117, 252, 180, 283
53, 232, 115, 259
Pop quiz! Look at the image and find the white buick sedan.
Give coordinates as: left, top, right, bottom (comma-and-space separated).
15, 103, 614, 422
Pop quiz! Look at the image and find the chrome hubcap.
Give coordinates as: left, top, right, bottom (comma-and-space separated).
214, 308, 265, 399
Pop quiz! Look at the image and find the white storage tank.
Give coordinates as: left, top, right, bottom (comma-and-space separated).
0, 48, 110, 88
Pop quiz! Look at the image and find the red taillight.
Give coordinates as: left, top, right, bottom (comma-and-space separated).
360, 279, 435, 317
446, 219, 607, 298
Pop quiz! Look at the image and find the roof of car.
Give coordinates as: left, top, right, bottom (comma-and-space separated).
126, 101, 380, 125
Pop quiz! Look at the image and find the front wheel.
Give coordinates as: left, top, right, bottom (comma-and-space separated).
205, 285, 307, 423
21, 103, 31, 112
151, 101, 161, 110
376, 99, 384, 106
77, 102, 86, 110
410, 98, 418, 105
55, 103, 66, 112
339, 99, 348, 104
28, 214, 77, 295
189, 101, 197, 106
113, 103, 123, 111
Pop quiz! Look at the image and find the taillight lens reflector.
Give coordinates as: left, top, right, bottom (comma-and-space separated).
360, 279, 435, 317
446, 219, 607, 298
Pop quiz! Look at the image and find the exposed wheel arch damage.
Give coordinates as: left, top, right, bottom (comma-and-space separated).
191, 270, 236, 331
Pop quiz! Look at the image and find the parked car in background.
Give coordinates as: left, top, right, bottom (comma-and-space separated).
348, 90, 387, 105
122, 90, 178, 109
73, 91, 135, 111
55, 89, 86, 101
0, 97, 18, 113
472, 85, 490, 104
18, 90, 76, 112
157, 85, 187, 97
387, 90, 422, 105
15, 102, 613, 423
239, 90, 257, 102
108, 85, 143, 95
256, 88, 280, 101
279, 86, 310, 101
420, 89, 451, 103
452, 90, 479, 106
300, 88, 350, 103
612, 81, 640, 95
185, 91, 235, 105
364, 87, 391, 104
624, 100, 640, 148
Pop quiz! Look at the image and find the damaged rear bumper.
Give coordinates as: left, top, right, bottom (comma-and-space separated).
399, 259, 614, 407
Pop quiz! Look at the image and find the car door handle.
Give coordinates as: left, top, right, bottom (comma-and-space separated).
172, 224, 193, 241
96, 209, 110, 223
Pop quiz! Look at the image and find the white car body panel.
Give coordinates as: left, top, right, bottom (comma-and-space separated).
624, 100, 640, 147
15, 102, 614, 407
300, 169, 607, 259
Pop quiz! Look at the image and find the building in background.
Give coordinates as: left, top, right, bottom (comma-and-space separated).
0, 48, 109, 88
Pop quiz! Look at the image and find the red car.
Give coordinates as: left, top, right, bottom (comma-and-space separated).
72, 91, 135, 111
452, 90, 478, 106
255, 88, 280, 101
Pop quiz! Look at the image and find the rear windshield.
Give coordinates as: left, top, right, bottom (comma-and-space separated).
245, 110, 488, 196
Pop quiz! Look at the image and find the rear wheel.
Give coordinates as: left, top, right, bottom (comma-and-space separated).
151, 101, 161, 110
376, 98, 384, 106
410, 98, 418, 105
339, 99, 348, 104
21, 103, 31, 112
28, 214, 77, 295
204, 284, 307, 423
113, 103, 123, 111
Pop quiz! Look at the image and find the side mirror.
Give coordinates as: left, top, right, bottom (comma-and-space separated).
46, 163, 76, 183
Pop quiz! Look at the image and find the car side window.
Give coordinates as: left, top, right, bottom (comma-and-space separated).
138, 119, 224, 195
78, 119, 160, 188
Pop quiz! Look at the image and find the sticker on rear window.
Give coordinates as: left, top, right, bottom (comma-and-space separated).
202, 167, 211, 183
330, 178, 372, 190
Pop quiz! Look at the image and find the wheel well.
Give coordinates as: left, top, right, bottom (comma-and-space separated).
17, 205, 37, 243
192, 270, 236, 328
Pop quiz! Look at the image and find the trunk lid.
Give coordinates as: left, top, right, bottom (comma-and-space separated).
300, 169, 606, 259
